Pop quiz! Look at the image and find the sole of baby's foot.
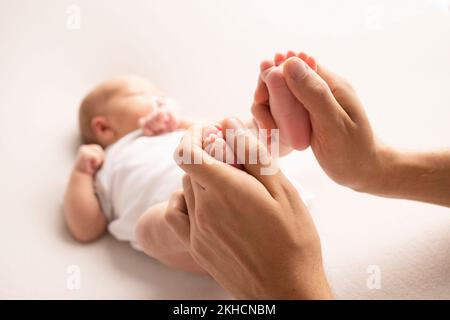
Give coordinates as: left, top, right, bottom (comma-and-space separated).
260, 51, 316, 150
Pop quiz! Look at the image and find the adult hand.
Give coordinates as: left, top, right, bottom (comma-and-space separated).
282, 57, 390, 193
166, 118, 332, 299
282, 57, 450, 206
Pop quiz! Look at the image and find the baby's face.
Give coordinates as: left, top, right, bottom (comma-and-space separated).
103, 77, 162, 139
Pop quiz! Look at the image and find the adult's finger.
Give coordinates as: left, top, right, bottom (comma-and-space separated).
221, 117, 285, 196
316, 63, 369, 124
283, 57, 352, 127
183, 174, 211, 230
182, 174, 195, 215
174, 124, 237, 188
165, 190, 190, 247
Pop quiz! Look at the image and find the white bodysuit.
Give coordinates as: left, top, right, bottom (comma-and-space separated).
95, 129, 312, 251
95, 130, 185, 250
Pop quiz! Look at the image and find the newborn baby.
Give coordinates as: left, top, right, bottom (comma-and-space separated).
64, 51, 314, 274
64, 75, 208, 272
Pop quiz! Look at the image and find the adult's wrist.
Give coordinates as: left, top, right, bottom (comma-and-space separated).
252, 262, 333, 300
368, 143, 401, 195
373, 148, 450, 205
360, 145, 433, 200
346, 142, 397, 195
282, 270, 332, 300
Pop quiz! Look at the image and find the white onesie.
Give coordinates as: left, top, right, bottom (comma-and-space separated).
95, 129, 185, 251
95, 129, 312, 251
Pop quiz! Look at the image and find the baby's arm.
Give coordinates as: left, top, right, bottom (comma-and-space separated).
63, 145, 107, 242
135, 197, 206, 274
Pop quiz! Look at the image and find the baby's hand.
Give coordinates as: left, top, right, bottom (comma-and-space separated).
139, 106, 179, 137
74, 144, 105, 176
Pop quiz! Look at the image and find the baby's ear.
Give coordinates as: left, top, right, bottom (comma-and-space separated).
91, 116, 114, 144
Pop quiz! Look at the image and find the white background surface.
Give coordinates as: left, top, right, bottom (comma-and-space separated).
0, 0, 449, 299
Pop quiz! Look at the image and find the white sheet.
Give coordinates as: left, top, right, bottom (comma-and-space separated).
0, 0, 449, 299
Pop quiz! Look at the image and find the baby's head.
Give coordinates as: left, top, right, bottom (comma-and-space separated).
79, 75, 161, 147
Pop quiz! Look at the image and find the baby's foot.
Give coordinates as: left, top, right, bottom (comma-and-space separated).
202, 124, 243, 169
260, 51, 317, 150
139, 105, 179, 136
202, 124, 227, 161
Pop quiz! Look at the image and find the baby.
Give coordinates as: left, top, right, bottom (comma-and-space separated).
64, 51, 316, 274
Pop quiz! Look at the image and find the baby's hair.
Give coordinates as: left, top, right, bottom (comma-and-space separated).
79, 76, 153, 145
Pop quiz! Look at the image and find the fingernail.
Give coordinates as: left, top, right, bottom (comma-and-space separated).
285, 58, 308, 81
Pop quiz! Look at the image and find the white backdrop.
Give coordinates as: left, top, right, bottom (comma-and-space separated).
0, 0, 449, 299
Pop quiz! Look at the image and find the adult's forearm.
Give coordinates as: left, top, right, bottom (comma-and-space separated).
368, 147, 450, 207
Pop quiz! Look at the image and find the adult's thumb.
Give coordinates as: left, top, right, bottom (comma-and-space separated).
222, 117, 285, 196
283, 57, 346, 126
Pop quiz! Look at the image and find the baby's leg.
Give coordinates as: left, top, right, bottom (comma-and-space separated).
135, 201, 206, 274
261, 51, 317, 150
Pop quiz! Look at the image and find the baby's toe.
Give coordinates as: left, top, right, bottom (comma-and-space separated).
298, 52, 308, 61
259, 60, 275, 82
202, 125, 219, 139
286, 50, 296, 58
260, 60, 274, 72
305, 56, 317, 71
209, 138, 227, 162
202, 125, 222, 150
274, 53, 286, 66
296, 52, 317, 71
